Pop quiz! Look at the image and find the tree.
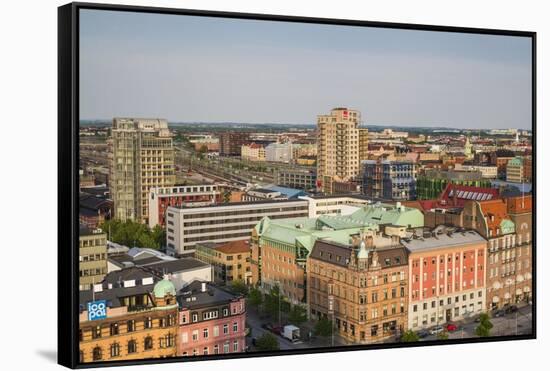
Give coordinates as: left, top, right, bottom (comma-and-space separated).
198, 144, 208, 153
400, 329, 420, 342
230, 280, 249, 296
101, 219, 163, 250
255, 333, 279, 351
264, 285, 282, 321
247, 287, 263, 308
475, 313, 493, 337
314, 317, 333, 338
437, 330, 449, 340
288, 305, 307, 326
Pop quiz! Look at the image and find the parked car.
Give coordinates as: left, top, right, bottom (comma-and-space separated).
446, 323, 458, 332
504, 305, 518, 313
417, 329, 430, 338
492, 309, 505, 318
429, 325, 444, 335
474, 316, 481, 323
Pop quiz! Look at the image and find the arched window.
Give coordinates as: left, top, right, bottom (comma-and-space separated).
144, 336, 153, 350
92, 346, 102, 361
110, 343, 120, 357
128, 339, 137, 354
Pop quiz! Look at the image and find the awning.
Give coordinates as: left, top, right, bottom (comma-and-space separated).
492, 296, 500, 303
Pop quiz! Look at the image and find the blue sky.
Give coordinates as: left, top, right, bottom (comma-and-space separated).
79, 9, 532, 129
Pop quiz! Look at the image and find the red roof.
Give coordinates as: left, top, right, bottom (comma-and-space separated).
420, 183, 500, 211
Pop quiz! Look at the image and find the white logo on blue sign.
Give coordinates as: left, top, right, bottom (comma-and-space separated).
88, 300, 107, 321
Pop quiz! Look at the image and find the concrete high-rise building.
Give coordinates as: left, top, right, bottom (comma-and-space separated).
110, 118, 175, 223
317, 108, 361, 192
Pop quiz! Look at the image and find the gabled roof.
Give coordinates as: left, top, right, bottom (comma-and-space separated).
478, 199, 515, 236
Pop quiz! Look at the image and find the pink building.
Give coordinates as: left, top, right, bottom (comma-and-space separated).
177, 281, 247, 356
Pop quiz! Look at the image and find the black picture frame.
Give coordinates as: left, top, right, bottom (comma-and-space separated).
58, 2, 536, 369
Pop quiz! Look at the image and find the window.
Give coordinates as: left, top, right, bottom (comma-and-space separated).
223, 308, 229, 316
110, 323, 119, 336
192, 313, 198, 323
214, 345, 219, 354
127, 340, 137, 354
203, 347, 209, 355
110, 343, 120, 358
144, 336, 153, 350
144, 317, 152, 329
92, 325, 102, 339
192, 330, 199, 341
233, 322, 238, 332
203, 328, 209, 339
213, 326, 219, 337
223, 342, 230, 354
92, 347, 102, 361
223, 324, 229, 334
127, 320, 135, 332
233, 340, 239, 352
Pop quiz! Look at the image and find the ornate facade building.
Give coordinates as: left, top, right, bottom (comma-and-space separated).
177, 281, 246, 356
462, 197, 532, 310
79, 269, 178, 363
307, 231, 409, 343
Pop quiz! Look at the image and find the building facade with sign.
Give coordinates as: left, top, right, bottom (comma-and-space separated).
79, 269, 179, 363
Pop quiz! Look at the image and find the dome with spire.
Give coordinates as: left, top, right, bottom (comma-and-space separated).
153, 277, 176, 299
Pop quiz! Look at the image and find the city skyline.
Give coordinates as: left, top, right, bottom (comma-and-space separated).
80, 10, 532, 129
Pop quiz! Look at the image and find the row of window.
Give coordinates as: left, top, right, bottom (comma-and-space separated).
181, 322, 239, 343
182, 340, 240, 356
82, 316, 176, 340
412, 291, 483, 312
82, 334, 175, 361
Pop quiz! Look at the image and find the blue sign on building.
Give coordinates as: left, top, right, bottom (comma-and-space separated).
87, 300, 107, 321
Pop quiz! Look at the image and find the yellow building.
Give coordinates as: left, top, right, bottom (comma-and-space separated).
79, 271, 178, 363
317, 108, 361, 193
195, 240, 253, 285
110, 118, 175, 223
79, 226, 108, 291
241, 143, 266, 162
359, 128, 369, 161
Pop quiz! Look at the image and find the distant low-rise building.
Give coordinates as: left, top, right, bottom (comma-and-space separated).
195, 240, 253, 285
506, 157, 525, 183
362, 160, 416, 201
241, 143, 266, 162
265, 142, 293, 163
416, 169, 491, 200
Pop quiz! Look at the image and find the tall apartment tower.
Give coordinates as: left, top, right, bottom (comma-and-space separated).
317, 108, 361, 192
111, 118, 175, 223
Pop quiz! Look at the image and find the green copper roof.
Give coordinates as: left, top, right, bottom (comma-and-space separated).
500, 219, 516, 235
349, 203, 424, 228
153, 278, 176, 298
508, 157, 523, 166
255, 203, 424, 257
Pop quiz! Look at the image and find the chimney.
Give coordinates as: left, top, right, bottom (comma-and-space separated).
201, 282, 207, 292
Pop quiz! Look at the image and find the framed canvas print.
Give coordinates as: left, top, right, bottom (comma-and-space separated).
58, 2, 536, 368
